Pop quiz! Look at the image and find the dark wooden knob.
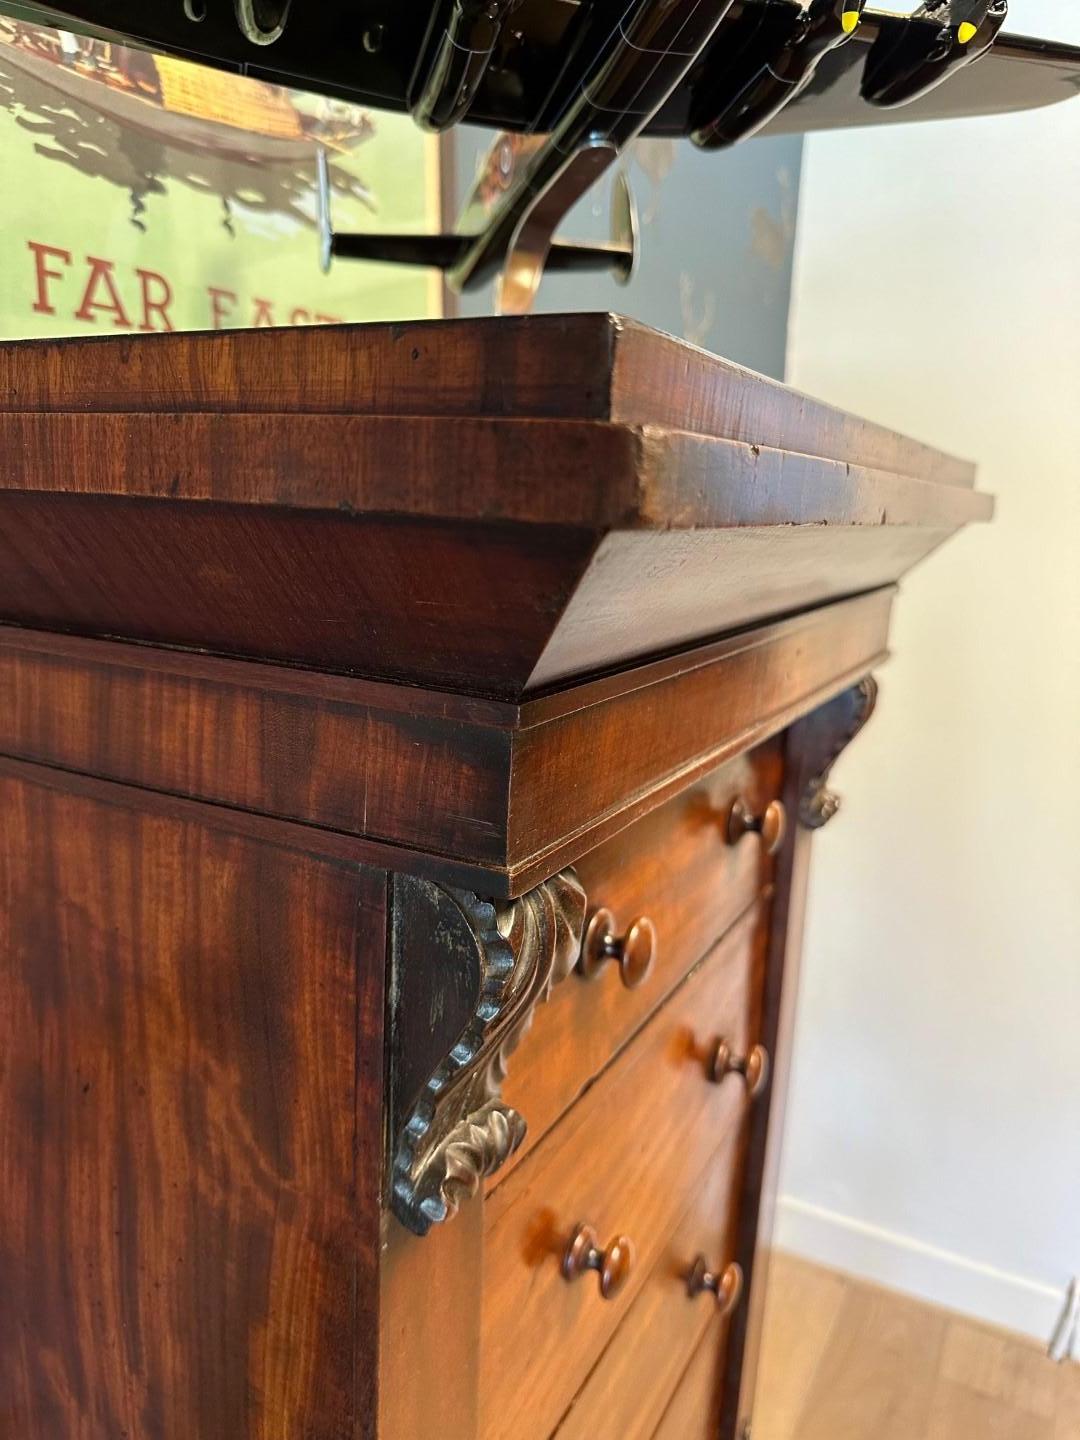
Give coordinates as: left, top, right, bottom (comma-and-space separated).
562, 1223, 634, 1299
726, 797, 787, 855
577, 908, 656, 990
707, 1039, 770, 1097
687, 1257, 743, 1316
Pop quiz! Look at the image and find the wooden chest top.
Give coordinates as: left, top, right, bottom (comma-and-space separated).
0, 315, 990, 697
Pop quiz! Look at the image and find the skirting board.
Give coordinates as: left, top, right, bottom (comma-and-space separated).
775, 1195, 1064, 1344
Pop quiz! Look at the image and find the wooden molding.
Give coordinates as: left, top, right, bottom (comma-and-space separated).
0, 590, 893, 893
389, 870, 586, 1236
797, 675, 880, 830
0, 318, 987, 697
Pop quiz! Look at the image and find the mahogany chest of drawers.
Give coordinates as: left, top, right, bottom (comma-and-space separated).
0, 314, 990, 1439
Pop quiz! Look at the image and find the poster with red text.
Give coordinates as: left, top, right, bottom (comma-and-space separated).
0, 18, 440, 338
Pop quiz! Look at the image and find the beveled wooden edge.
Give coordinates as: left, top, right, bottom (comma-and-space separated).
0, 412, 989, 531
0, 313, 975, 489
636, 430, 992, 529
504, 589, 894, 888
0, 313, 621, 419
516, 590, 886, 724
0, 591, 894, 895
0, 412, 639, 530
610, 318, 976, 488
0, 589, 882, 727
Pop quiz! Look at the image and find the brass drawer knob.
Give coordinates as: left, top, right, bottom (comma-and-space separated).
577, 908, 657, 990
707, 1039, 770, 1098
687, 1257, 744, 1316
562, 1222, 634, 1299
726, 796, 787, 855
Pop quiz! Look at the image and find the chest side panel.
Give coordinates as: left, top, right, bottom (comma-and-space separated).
0, 765, 385, 1440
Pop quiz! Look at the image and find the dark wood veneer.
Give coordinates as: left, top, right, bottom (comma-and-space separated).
0, 317, 991, 1440
0, 768, 386, 1440
0, 316, 988, 695
0, 589, 892, 892
0, 315, 976, 490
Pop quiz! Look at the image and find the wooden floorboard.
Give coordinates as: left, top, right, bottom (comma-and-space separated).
752, 1254, 1078, 1439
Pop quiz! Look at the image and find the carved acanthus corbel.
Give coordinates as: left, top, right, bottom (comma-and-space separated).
389, 870, 586, 1236
798, 674, 879, 829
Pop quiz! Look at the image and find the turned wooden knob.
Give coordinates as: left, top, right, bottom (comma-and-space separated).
562, 1223, 634, 1299
726, 797, 787, 855
577, 908, 657, 990
687, 1257, 744, 1316
707, 1039, 770, 1097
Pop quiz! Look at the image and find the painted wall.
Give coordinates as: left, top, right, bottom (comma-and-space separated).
451, 128, 803, 381
777, 0, 1080, 1341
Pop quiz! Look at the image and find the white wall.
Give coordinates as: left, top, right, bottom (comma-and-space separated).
777, 0, 1080, 1341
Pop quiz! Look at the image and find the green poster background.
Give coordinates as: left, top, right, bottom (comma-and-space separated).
0, 21, 439, 338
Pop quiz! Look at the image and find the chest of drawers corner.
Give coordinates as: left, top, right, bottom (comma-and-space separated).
0, 315, 990, 1440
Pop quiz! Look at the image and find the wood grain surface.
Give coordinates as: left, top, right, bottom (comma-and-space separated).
551, 1120, 745, 1440
652, 1320, 730, 1440
479, 904, 767, 1440
0, 413, 988, 527
752, 1257, 1077, 1440
0, 315, 976, 489
497, 742, 780, 1179
0, 318, 986, 693
0, 591, 891, 893
0, 766, 386, 1440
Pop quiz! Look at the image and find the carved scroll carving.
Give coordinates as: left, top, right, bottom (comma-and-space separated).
798, 674, 879, 829
390, 869, 586, 1236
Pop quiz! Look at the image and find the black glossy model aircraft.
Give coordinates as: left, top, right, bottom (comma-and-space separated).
7, 1, 1079, 310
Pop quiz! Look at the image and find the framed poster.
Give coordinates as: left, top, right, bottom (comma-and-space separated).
0, 18, 441, 337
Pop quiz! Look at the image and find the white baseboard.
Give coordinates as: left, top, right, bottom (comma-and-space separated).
775, 1195, 1064, 1344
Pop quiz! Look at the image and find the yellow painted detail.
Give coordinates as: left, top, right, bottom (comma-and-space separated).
958, 21, 978, 43
842, 9, 861, 32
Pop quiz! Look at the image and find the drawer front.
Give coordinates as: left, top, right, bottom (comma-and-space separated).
479, 903, 768, 1440
496, 741, 782, 1182
651, 1320, 726, 1440
552, 1121, 745, 1440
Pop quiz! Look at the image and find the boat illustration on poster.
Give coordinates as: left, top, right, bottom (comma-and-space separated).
0, 17, 439, 337
0, 18, 377, 228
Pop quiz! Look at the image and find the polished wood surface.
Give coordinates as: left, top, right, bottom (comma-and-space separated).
0, 447, 983, 695
0, 318, 988, 695
552, 1122, 744, 1440
378, 1204, 484, 1440
507, 590, 892, 885
651, 1319, 728, 1440
753, 1256, 1077, 1440
0, 493, 594, 695
0, 412, 989, 523
0, 767, 386, 1440
0, 589, 890, 893
0, 317, 992, 1440
0, 315, 977, 488
479, 905, 766, 1440
497, 743, 779, 1178
0, 622, 514, 865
